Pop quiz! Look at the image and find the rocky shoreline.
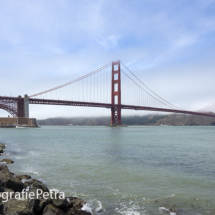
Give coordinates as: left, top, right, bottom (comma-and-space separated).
0, 142, 91, 215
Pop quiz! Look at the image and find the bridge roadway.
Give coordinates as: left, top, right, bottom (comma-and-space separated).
30, 98, 215, 118
1, 96, 215, 118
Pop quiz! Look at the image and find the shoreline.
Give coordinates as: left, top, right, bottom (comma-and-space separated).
0, 142, 91, 215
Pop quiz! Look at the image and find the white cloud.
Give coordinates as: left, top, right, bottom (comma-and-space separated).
0, 0, 215, 118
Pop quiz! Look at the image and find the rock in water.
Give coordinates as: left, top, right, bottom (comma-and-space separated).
16, 174, 32, 180
24, 179, 49, 198
0, 172, 24, 192
0, 159, 14, 164
52, 198, 67, 210
0, 165, 13, 175
67, 197, 86, 210
43, 204, 64, 214
0, 147, 4, 153
0, 143, 5, 149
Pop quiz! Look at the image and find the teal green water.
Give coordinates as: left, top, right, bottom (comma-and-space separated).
0, 126, 215, 215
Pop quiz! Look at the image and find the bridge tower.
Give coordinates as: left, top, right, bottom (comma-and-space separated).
17, 95, 29, 118
110, 60, 122, 127
17, 96, 24, 117
24, 94, 29, 118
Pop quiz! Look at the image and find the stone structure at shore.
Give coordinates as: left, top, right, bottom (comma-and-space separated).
0, 117, 37, 127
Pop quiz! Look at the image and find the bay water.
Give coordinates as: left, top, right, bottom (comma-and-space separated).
0, 126, 214, 215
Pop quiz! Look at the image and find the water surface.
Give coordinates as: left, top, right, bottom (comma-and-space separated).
0, 126, 214, 215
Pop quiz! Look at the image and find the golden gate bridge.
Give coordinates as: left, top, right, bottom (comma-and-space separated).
0, 60, 215, 126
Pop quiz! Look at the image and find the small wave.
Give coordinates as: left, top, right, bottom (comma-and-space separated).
14, 157, 25, 160
116, 200, 141, 215
21, 169, 42, 176
29, 151, 39, 156
116, 207, 141, 215
82, 199, 105, 215
32, 171, 42, 175
82, 202, 93, 214
159, 207, 176, 215
95, 201, 105, 213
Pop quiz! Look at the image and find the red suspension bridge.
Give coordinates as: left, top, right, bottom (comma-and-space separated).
0, 60, 215, 126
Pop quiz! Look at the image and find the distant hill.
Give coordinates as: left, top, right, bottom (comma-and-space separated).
37, 114, 215, 126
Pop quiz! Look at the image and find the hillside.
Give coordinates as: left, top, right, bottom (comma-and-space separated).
37, 114, 215, 126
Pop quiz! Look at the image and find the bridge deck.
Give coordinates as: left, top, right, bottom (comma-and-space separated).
29, 98, 215, 118
1, 96, 215, 118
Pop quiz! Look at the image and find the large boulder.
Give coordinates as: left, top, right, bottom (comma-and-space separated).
2, 198, 36, 215
33, 198, 52, 214
67, 197, 85, 210
0, 165, 13, 175
24, 179, 50, 201
42, 204, 64, 215
0, 187, 15, 203
24, 179, 49, 193
0, 159, 14, 164
52, 198, 67, 210
0, 171, 25, 192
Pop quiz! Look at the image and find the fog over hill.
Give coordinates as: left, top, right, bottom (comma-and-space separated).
37, 114, 215, 126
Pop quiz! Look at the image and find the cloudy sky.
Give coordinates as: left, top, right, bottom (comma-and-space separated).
0, 0, 215, 119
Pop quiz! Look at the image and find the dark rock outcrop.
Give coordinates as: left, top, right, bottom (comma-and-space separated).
0, 159, 14, 164
43, 204, 64, 214
52, 198, 68, 210
67, 197, 85, 210
0, 171, 24, 192
24, 179, 49, 197
0, 165, 13, 175
2, 199, 35, 215
0, 144, 5, 149
16, 174, 31, 180
33, 198, 52, 214
0, 147, 4, 153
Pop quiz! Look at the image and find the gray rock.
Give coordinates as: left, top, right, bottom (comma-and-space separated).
24, 179, 49, 194
52, 198, 67, 209
43, 204, 64, 214
16, 174, 32, 180
67, 197, 85, 210
3, 198, 35, 215
33, 198, 52, 213
4, 212, 20, 215
0, 143, 5, 149
0, 165, 13, 175
43, 211, 56, 215
0, 159, 14, 164
0, 172, 25, 192
0, 147, 4, 153
0, 188, 15, 203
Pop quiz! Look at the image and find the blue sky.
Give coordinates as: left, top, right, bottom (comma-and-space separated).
0, 0, 215, 118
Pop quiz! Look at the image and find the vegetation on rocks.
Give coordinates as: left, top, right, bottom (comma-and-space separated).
37, 114, 215, 126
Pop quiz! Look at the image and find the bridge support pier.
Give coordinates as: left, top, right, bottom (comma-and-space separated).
17, 94, 29, 118
110, 60, 122, 127
17, 96, 24, 117
24, 94, 29, 118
